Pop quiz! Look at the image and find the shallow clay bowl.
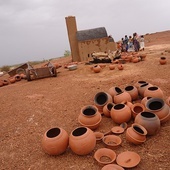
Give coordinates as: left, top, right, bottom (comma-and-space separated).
102, 163, 125, 170
116, 151, 141, 168
94, 148, 116, 165
94, 132, 104, 142
102, 135, 122, 149
111, 126, 125, 134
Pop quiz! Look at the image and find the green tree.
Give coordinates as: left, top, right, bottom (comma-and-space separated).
1, 65, 10, 72
64, 50, 71, 57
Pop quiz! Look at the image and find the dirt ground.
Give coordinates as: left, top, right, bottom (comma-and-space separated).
0, 30, 170, 170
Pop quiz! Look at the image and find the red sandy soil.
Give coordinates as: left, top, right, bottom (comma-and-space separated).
0, 30, 170, 170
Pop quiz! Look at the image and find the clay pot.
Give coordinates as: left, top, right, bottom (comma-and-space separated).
117, 64, 124, 70
110, 103, 132, 124
116, 151, 141, 168
135, 111, 160, 135
20, 73, 27, 79
69, 127, 96, 155
8, 77, 16, 84
131, 103, 145, 118
114, 91, 132, 104
132, 57, 139, 63
111, 126, 124, 134
78, 105, 102, 130
102, 135, 122, 149
125, 123, 147, 145
94, 92, 112, 114
103, 102, 114, 117
93, 65, 101, 73
3, 79, 9, 85
102, 164, 125, 170
134, 80, 147, 89
140, 54, 147, 60
166, 96, 170, 106
94, 132, 104, 142
109, 64, 115, 70
125, 85, 139, 101
108, 86, 122, 100
159, 57, 167, 65
42, 127, 69, 155
94, 148, 116, 165
145, 98, 170, 123
138, 83, 153, 97
14, 74, 22, 81
144, 86, 164, 99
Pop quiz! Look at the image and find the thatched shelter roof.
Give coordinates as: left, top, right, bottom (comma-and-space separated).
76, 27, 108, 41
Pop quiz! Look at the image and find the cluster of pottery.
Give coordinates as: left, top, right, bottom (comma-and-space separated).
41, 80, 170, 169
91, 64, 124, 73
0, 73, 26, 87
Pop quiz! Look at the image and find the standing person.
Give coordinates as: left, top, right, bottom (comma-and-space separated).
139, 35, 145, 51
124, 35, 129, 52
133, 33, 140, 52
128, 35, 134, 52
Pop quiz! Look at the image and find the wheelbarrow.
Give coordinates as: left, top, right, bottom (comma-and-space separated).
26, 62, 57, 81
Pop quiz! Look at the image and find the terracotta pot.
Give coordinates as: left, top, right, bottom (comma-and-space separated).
117, 64, 124, 70
111, 103, 132, 124
111, 126, 125, 134
78, 105, 102, 130
114, 91, 132, 104
94, 132, 104, 142
125, 123, 147, 145
145, 98, 170, 123
159, 57, 167, 65
103, 102, 114, 117
132, 57, 139, 63
42, 127, 69, 155
94, 92, 112, 114
93, 65, 101, 73
140, 54, 147, 60
20, 73, 27, 79
125, 85, 139, 101
102, 164, 125, 170
3, 79, 9, 85
135, 111, 160, 135
108, 86, 122, 101
138, 83, 153, 97
102, 135, 122, 149
94, 148, 116, 165
69, 127, 96, 155
166, 96, 170, 106
144, 86, 164, 99
14, 74, 22, 81
109, 64, 115, 70
8, 77, 16, 84
131, 103, 145, 118
134, 80, 147, 89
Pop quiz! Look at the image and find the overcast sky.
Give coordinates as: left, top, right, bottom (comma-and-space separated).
0, 0, 170, 66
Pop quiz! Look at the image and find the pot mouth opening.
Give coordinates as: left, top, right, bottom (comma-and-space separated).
148, 86, 158, 91
83, 107, 96, 116
47, 128, 61, 138
107, 103, 114, 111
72, 127, 87, 136
148, 101, 163, 110
125, 86, 134, 91
95, 92, 108, 105
160, 57, 166, 59
140, 83, 149, 87
114, 104, 125, 110
115, 87, 122, 94
133, 106, 144, 113
133, 125, 145, 134
138, 81, 147, 84
141, 112, 155, 118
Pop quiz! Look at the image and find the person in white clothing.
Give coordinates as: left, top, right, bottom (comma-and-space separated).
139, 35, 145, 51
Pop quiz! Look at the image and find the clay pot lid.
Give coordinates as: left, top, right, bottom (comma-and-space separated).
116, 151, 141, 168
102, 135, 122, 149
94, 131, 104, 141
102, 163, 125, 170
94, 148, 116, 165
111, 126, 124, 134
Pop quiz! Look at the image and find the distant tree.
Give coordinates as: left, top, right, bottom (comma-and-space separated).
64, 50, 71, 57
1, 65, 10, 72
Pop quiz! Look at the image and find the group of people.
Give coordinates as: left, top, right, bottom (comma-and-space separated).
117, 33, 145, 52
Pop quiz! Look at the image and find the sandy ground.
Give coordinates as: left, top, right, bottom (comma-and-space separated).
0, 30, 170, 170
